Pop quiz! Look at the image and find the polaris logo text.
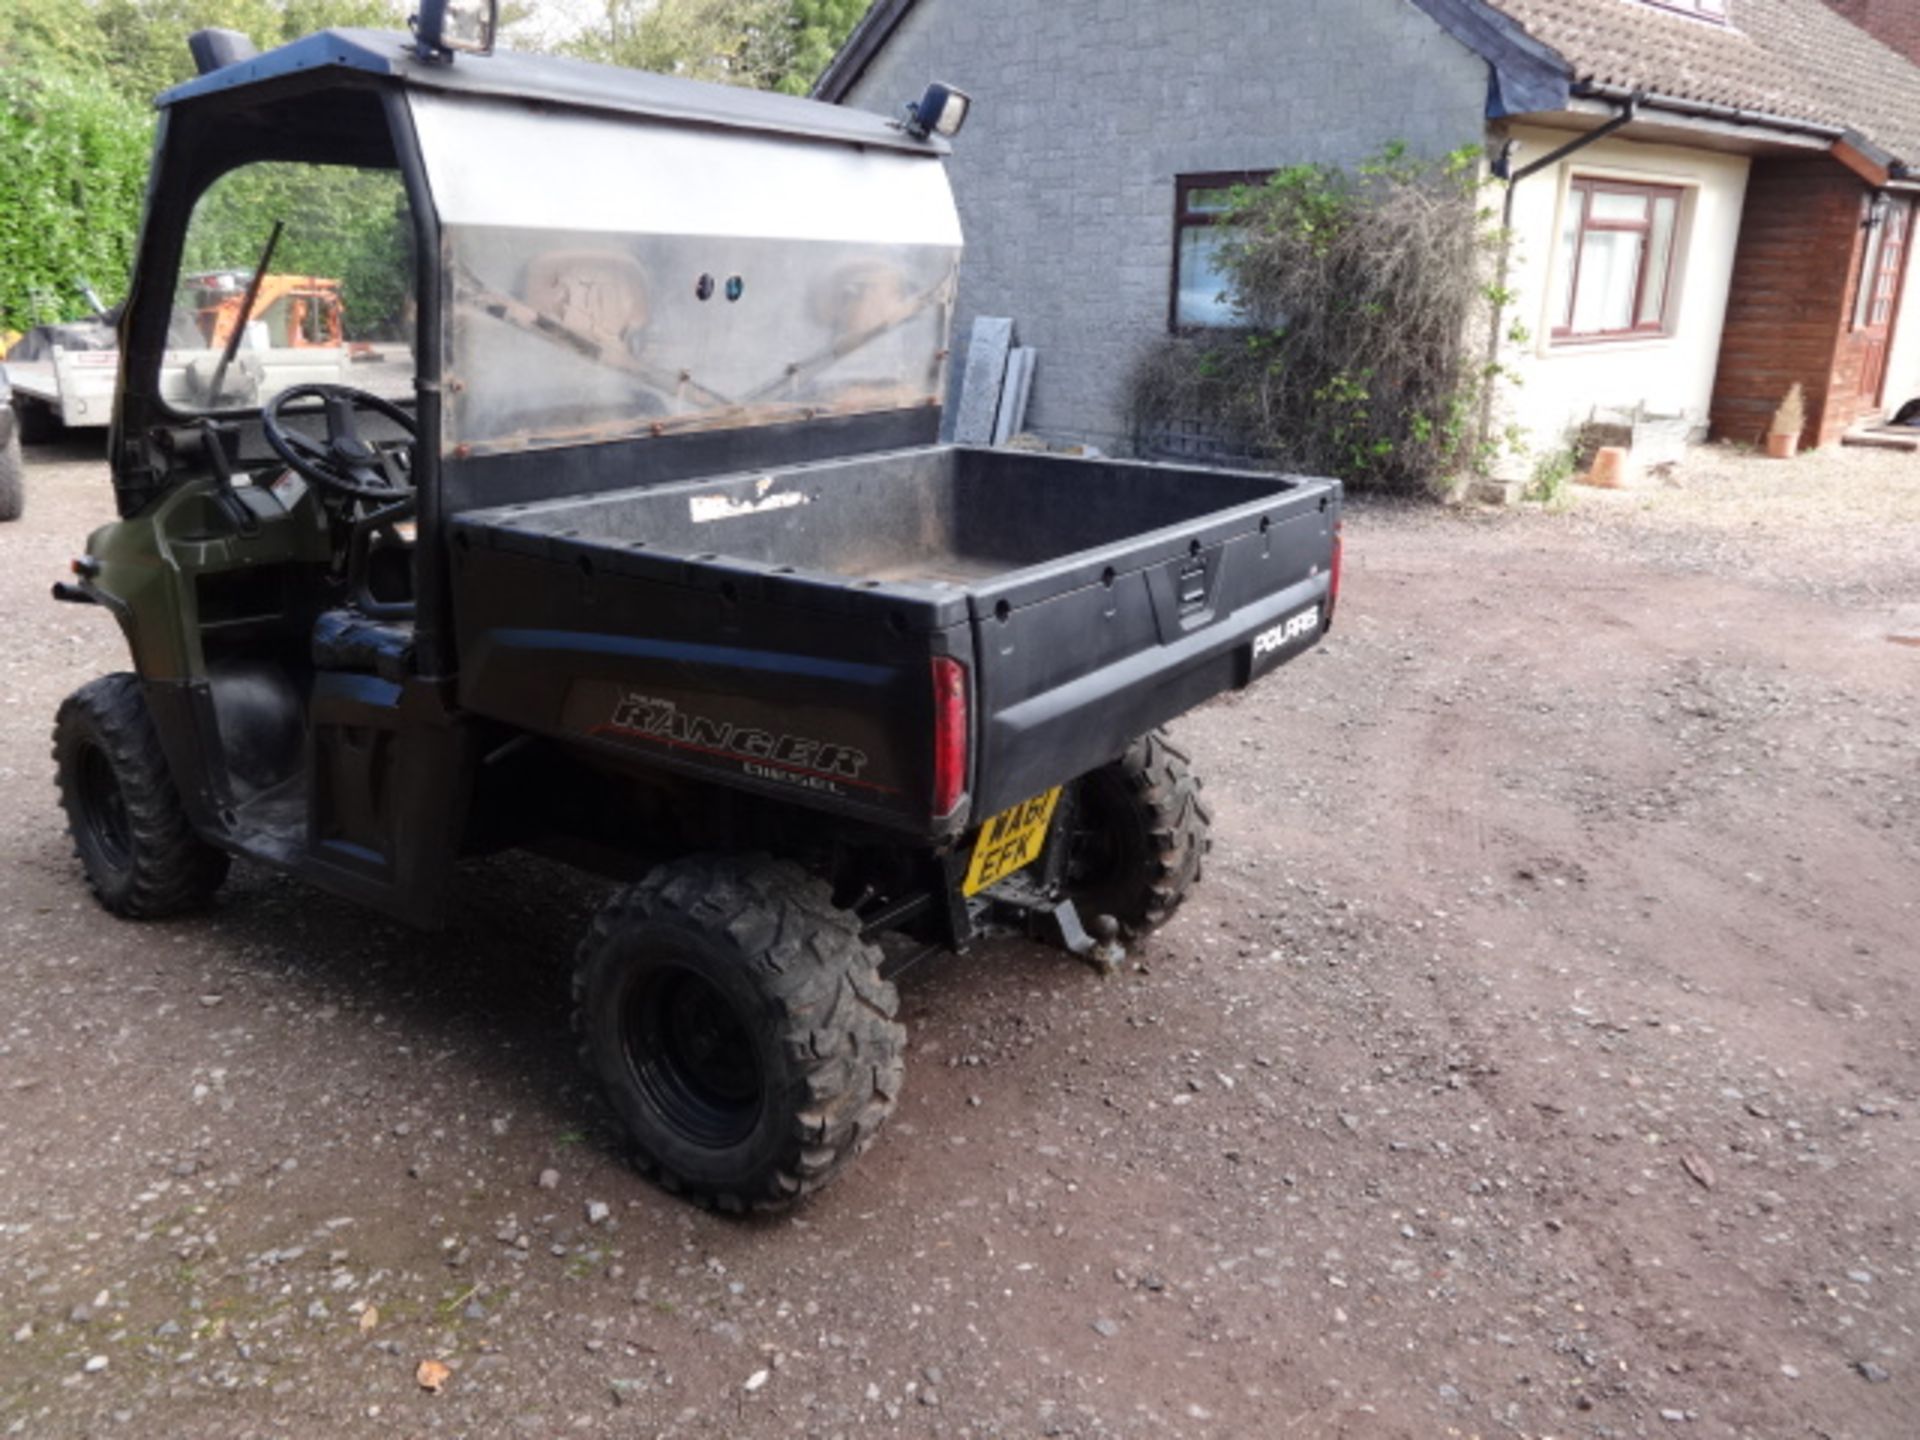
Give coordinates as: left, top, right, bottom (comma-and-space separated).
1253, 606, 1321, 659
605, 692, 871, 788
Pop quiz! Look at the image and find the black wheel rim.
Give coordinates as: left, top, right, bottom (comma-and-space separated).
622, 964, 763, 1150
77, 744, 132, 872
1068, 775, 1146, 909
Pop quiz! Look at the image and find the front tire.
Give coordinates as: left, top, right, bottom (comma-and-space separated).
0, 405, 23, 522
573, 855, 905, 1213
1066, 729, 1212, 936
13, 396, 63, 446
53, 674, 230, 917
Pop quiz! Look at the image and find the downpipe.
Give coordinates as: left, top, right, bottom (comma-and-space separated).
1478, 94, 1642, 463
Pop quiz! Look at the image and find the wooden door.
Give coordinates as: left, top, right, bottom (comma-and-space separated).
1858, 198, 1909, 405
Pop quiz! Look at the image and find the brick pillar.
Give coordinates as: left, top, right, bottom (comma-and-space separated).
1710, 157, 1883, 448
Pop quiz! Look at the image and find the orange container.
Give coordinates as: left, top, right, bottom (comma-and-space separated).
1584, 445, 1635, 489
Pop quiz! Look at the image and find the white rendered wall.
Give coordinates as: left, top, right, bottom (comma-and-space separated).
1496, 125, 1752, 464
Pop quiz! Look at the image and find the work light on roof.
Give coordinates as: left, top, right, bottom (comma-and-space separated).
413, 0, 498, 60
905, 82, 972, 141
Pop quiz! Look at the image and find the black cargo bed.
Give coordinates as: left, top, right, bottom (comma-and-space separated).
451, 445, 1339, 835
460, 445, 1314, 613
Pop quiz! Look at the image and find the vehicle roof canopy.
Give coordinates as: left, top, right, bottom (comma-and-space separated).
157, 28, 944, 157
144, 27, 962, 510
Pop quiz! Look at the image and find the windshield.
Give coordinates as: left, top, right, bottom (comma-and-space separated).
410, 93, 962, 459
166, 162, 415, 413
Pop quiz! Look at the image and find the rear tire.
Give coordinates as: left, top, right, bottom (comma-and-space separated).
573, 855, 905, 1213
1066, 728, 1212, 936
53, 674, 230, 917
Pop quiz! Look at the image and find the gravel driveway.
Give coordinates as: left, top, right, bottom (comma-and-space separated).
1, 441, 1914, 1439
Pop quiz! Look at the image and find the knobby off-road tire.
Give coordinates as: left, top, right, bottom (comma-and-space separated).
573, 855, 906, 1213
0, 405, 23, 522
1068, 728, 1213, 936
53, 674, 230, 917
13, 396, 63, 446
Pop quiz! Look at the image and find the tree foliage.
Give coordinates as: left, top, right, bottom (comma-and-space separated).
183, 163, 411, 341
570, 0, 792, 88
0, 0, 863, 337
0, 0, 112, 77
0, 66, 151, 334
1128, 145, 1505, 495
777, 0, 868, 95
567, 0, 865, 94
1, 0, 408, 334
90, 0, 405, 106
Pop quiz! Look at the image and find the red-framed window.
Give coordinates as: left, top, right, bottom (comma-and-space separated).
1170, 171, 1269, 330
1853, 196, 1910, 331
1551, 178, 1685, 343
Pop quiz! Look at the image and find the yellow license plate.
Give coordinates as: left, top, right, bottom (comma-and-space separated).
962, 787, 1063, 896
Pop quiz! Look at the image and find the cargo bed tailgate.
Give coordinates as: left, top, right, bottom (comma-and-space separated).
963, 477, 1338, 818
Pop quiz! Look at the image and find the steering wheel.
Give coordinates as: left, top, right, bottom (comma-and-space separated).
261, 383, 416, 500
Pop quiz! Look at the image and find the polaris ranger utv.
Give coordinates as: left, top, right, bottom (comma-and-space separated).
50, 12, 1343, 1212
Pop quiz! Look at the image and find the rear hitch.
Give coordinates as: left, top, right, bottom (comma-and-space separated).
987, 882, 1126, 976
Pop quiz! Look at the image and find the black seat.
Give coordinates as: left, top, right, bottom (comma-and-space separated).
312, 610, 414, 683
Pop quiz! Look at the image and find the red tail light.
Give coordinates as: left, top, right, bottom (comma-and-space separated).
1325, 519, 1344, 627
931, 656, 970, 816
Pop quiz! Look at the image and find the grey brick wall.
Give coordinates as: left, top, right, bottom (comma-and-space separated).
843, 0, 1489, 453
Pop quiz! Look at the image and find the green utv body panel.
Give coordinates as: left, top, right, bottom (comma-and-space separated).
88, 479, 332, 680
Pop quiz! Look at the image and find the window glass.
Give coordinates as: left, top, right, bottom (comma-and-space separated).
1589, 191, 1649, 224
1645, 0, 1727, 19
1855, 221, 1886, 331
1552, 195, 1583, 330
1570, 229, 1644, 333
1874, 202, 1909, 325
1639, 195, 1678, 326
1171, 172, 1268, 330
1554, 178, 1684, 341
1186, 186, 1240, 216
1175, 225, 1244, 328
166, 162, 414, 413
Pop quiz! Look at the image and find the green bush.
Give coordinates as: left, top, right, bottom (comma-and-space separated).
776, 0, 869, 94
0, 0, 411, 340
0, 67, 153, 333
1525, 442, 1576, 505
1129, 144, 1506, 496
0, 0, 856, 342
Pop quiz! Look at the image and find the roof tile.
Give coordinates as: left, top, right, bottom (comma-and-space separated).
1492, 0, 1920, 163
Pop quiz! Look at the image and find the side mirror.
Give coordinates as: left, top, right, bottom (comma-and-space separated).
413, 0, 498, 59
905, 82, 972, 141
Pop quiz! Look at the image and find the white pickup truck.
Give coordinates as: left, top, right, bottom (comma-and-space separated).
7, 346, 121, 438
9, 341, 365, 441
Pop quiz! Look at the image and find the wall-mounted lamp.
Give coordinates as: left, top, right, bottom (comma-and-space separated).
1865, 191, 1893, 230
